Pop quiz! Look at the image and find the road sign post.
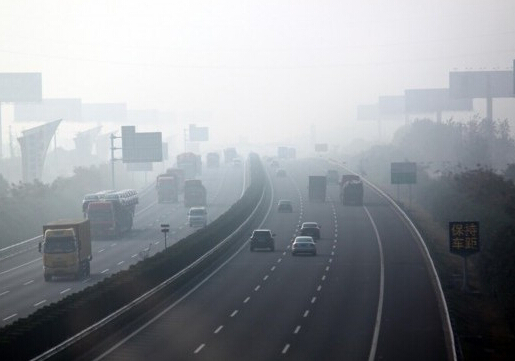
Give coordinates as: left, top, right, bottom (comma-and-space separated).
391, 162, 417, 206
161, 224, 170, 249
449, 221, 480, 292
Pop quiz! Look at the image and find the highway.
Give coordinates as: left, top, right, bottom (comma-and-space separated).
0, 163, 246, 326
86, 158, 450, 361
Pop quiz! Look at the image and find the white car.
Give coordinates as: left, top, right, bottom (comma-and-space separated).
291, 236, 317, 256
188, 207, 208, 227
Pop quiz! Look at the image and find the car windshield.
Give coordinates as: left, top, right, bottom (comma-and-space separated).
302, 223, 317, 228
44, 237, 77, 253
253, 231, 270, 239
190, 209, 205, 216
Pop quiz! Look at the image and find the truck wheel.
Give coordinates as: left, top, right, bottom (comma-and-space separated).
44, 274, 51, 282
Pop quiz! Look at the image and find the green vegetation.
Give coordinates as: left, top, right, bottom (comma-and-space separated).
348, 117, 515, 359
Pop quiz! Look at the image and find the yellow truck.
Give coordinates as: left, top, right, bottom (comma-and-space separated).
39, 219, 92, 281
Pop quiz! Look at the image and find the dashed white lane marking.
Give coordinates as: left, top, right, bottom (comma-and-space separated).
244, 297, 250, 303
111, 243, 117, 247
294, 325, 301, 334
98, 248, 105, 253
282, 344, 290, 354
317, 285, 322, 292
194, 344, 205, 354
101, 269, 109, 274
131, 254, 138, 258
282, 251, 286, 256
3, 313, 17, 321
331, 251, 335, 256
117, 261, 125, 266
23, 280, 34, 286
322, 275, 326, 281
0, 290, 10, 297
277, 258, 282, 263
82, 278, 91, 283
214, 325, 224, 334
34, 300, 46, 307
311, 297, 317, 304
60, 288, 71, 295
271, 266, 276, 271
329, 258, 333, 263
155, 241, 160, 245
230, 310, 238, 317
333, 245, 336, 249
263, 275, 269, 281
254, 285, 261, 292
326, 266, 330, 271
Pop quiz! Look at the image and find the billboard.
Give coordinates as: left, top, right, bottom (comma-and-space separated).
314, 143, 328, 152
82, 103, 127, 123
0, 73, 42, 102
391, 162, 417, 184
189, 124, 209, 141
357, 104, 380, 120
378, 96, 405, 115
449, 221, 480, 256
14, 98, 82, 122
18, 119, 61, 182
405, 88, 472, 113
121, 126, 162, 163
449, 71, 513, 98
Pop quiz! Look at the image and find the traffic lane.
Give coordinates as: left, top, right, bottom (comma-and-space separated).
365, 190, 447, 361
97, 163, 299, 360
284, 195, 381, 360
0, 165, 241, 325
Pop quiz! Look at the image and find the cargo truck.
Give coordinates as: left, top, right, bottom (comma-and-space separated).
224, 147, 238, 163
177, 152, 201, 179
39, 219, 92, 281
340, 178, 364, 205
184, 179, 207, 207
156, 173, 179, 203
86, 189, 138, 238
308, 176, 327, 202
166, 168, 185, 193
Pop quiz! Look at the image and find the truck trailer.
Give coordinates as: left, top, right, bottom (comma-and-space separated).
308, 176, 327, 202
156, 173, 179, 203
184, 179, 207, 207
40, 219, 92, 281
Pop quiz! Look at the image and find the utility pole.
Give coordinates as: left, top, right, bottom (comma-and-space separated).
110, 133, 121, 189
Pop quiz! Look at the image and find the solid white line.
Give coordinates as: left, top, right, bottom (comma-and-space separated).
3, 313, 17, 321
194, 344, 205, 354
101, 269, 109, 274
23, 280, 34, 286
214, 325, 223, 334
364, 206, 385, 361
294, 325, 301, 334
244, 297, 250, 303
60, 288, 71, 295
263, 275, 269, 281
117, 261, 124, 266
254, 285, 261, 291
0, 290, 10, 297
282, 344, 290, 354
34, 300, 46, 307
0, 257, 42, 276
230, 310, 238, 317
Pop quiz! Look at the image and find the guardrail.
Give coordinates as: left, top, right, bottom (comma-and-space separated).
0, 153, 269, 361
327, 157, 457, 361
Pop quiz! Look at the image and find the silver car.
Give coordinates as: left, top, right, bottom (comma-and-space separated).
291, 236, 317, 256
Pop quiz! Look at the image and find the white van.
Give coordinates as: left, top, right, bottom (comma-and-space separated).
188, 207, 208, 227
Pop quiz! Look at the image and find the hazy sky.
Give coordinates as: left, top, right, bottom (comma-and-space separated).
1, 0, 514, 146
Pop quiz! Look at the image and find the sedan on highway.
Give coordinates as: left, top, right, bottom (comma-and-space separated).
250, 229, 276, 252
291, 236, 317, 256
299, 222, 321, 240
277, 199, 293, 213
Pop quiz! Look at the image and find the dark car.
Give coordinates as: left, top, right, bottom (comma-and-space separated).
250, 229, 276, 251
299, 222, 321, 240
277, 199, 293, 213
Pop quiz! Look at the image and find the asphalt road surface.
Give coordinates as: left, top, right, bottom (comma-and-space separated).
89, 158, 449, 361
0, 163, 246, 326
